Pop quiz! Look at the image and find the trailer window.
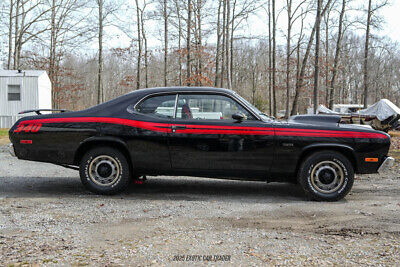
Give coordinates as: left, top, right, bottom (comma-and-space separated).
8, 84, 21, 101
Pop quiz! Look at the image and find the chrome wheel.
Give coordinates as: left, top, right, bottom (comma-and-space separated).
310, 160, 344, 194
88, 155, 121, 186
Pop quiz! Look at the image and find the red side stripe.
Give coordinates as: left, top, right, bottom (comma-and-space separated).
19, 117, 171, 133
20, 140, 32, 144
175, 129, 274, 135
17, 117, 388, 139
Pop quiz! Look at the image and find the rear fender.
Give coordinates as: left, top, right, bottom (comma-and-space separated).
74, 136, 132, 168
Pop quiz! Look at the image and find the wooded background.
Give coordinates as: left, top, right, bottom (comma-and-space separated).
0, 0, 398, 117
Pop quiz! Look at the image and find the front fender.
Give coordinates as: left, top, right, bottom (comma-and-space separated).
301, 143, 356, 155
299, 143, 358, 172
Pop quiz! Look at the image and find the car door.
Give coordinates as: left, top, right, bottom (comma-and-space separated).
127, 93, 176, 172
168, 93, 274, 178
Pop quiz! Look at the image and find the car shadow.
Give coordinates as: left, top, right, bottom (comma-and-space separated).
0, 176, 306, 202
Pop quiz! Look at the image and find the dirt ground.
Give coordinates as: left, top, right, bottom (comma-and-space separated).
1, 146, 400, 265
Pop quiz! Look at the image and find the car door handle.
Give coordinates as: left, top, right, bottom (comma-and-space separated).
171, 125, 186, 132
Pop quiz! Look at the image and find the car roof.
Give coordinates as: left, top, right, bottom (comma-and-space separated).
128, 86, 235, 97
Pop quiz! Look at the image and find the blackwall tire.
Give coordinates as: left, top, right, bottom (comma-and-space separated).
297, 150, 354, 201
79, 147, 130, 195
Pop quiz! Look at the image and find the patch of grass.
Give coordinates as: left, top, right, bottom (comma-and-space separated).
0, 128, 10, 145
0, 128, 9, 136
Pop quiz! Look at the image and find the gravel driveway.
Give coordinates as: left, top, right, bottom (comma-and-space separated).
1, 150, 400, 265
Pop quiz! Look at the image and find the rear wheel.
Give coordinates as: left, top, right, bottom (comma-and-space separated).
297, 151, 354, 201
79, 147, 130, 195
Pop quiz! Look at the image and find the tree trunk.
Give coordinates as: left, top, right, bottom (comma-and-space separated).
176, 0, 183, 86
329, 0, 346, 109
363, 0, 372, 108
230, 0, 236, 87
294, 16, 304, 115
197, 0, 202, 85
50, 0, 56, 108
97, 0, 104, 103
15, 0, 26, 70
313, 0, 322, 114
214, 0, 222, 87
140, 7, 148, 88
225, 0, 231, 89
135, 0, 142, 90
163, 0, 168, 87
220, 0, 226, 88
186, 0, 191, 86
272, 0, 276, 117
268, 0, 272, 115
13, 0, 20, 70
7, 0, 13, 70
285, 0, 292, 118
324, 12, 329, 106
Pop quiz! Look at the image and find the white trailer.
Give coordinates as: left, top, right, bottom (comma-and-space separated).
0, 70, 52, 128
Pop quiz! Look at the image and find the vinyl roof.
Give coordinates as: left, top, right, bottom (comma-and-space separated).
128, 86, 234, 95
0, 70, 47, 77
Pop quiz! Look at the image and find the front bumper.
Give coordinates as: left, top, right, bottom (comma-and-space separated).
378, 156, 394, 173
9, 143, 16, 157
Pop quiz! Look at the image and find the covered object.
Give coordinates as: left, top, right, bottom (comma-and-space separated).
359, 99, 400, 121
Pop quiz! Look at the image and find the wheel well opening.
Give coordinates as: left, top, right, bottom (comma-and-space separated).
74, 141, 133, 172
296, 147, 357, 175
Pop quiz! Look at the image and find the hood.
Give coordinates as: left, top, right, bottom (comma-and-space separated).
288, 115, 341, 125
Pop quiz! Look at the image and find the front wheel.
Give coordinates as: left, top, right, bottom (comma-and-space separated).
79, 147, 130, 195
297, 151, 354, 201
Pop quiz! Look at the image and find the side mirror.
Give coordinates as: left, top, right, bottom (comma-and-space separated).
232, 112, 245, 122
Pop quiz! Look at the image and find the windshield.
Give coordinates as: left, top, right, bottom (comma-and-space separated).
233, 92, 273, 121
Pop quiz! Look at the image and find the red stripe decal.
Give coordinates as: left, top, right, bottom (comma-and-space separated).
17, 117, 388, 139
20, 140, 32, 144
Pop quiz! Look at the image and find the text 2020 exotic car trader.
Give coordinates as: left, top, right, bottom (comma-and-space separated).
9, 87, 394, 201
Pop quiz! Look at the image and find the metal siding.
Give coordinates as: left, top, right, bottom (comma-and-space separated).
0, 76, 39, 116
0, 115, 26, 128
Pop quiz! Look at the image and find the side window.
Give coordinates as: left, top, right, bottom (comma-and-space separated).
135, 94, 176, 118
177, 94, 255, 120
8, 84, 21, 101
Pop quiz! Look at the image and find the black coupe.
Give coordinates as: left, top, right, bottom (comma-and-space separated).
9, 87, 394, 201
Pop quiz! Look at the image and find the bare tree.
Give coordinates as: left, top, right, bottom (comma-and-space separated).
219, 0, 226, 88
135, 0, 142, 90
214, 0, 222, 86
362, 0, 372, 108
271, 0, 276, 117
12, 0, 51, 69
313, 0, 322, 114
7, 0, 13, 69
47, 0, 88, 108
267, 0, 272, 114
291, 0, 332, 116
328, 0, 346, 109
96, 0, 104, 103
140, 2, 148, 88
285, 0, 307, 118
225, 0, 231, 89
163, 0, 168, 86
186, 0, 191, 86
175, 0, 184, 86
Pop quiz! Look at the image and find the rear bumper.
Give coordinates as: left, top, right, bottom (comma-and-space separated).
378, 156, 394, 173
9, 143, 16, 157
